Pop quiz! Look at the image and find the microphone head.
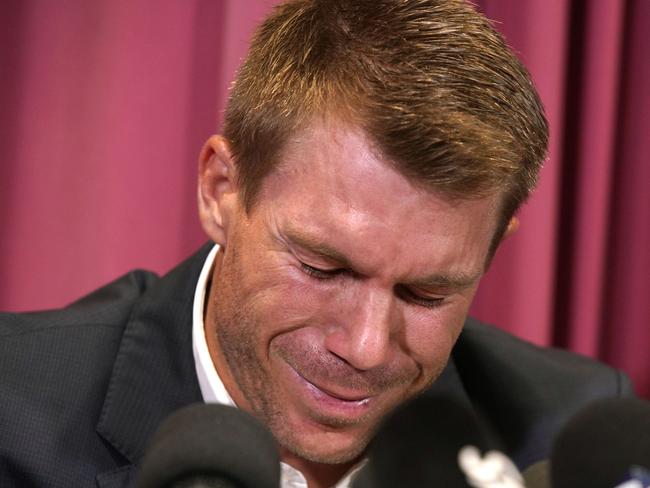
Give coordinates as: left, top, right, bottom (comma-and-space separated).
353, 395, 495, 487
551, 397, 650, 488
137, 403, 281, 488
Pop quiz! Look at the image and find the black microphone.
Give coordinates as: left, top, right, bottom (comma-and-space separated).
551, 397, 650, 488
137, 403, 281, 488
353, 395, 525, 487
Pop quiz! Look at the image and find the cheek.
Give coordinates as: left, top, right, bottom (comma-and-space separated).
241, 265, 341, 332
402, 307, 467, 373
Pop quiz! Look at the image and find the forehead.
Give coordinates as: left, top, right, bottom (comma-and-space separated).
265, 119, 442, 210
255, 119, 501, 277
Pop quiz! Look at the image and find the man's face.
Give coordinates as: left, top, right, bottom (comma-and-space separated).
204, 120, 500, 466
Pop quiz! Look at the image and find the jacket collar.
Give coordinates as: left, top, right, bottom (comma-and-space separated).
96, 243, 213, 477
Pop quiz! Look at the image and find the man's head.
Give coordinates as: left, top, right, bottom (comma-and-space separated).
223, 0, 548, 249
197, 0, 548, 480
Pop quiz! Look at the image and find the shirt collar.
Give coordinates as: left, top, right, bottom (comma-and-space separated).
192, 244, 236, 407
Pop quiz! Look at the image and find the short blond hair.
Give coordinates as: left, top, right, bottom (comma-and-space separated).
224, 0, 548, 240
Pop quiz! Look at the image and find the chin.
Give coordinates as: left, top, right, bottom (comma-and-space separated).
287, 437, 369, 465
277, 418, 376, 465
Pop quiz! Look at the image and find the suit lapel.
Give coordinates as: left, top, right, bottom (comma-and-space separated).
427, 354, 474, 411
95, 244, 213, 486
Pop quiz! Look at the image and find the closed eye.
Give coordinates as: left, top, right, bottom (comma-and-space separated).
300, 261, 447, 308
300, 262, 345, 280
396, 285, 446, 309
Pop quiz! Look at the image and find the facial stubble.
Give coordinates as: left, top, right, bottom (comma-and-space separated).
209, 243, 444, 465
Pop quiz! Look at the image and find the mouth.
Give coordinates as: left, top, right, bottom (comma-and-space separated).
284, 363, 375, 421
302, 375, 372, 403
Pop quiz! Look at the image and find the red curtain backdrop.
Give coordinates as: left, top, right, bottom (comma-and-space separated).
1, 0, 648, 398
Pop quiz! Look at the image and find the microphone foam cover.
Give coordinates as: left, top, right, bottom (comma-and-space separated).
354, 395, 491, 487
137, 403, 280, 488
551, 397, 650, 488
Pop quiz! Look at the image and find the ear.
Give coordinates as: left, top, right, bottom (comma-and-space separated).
503, 216, 519, 239
197, 135, 240, 247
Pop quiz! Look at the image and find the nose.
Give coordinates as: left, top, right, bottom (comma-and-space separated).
324, 285, 397, 371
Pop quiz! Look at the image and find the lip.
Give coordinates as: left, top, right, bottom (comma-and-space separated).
310, 381, 371, 402
284, 362, 374, 420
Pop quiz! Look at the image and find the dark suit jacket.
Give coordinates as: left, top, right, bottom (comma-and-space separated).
0, 243, 633, 487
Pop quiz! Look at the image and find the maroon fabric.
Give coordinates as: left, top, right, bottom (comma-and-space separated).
1, 0, 648, 397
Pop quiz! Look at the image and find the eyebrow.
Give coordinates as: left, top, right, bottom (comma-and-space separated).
283, 227, 482, 290
284, 227, 353, 268
407, 271, 482, 291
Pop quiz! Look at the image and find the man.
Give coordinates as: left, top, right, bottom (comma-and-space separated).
0, 1, 633, 487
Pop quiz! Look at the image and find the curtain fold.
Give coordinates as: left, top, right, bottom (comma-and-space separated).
471, 0, 650, 397
600, 0, 650, 397
1, 0, 648, 397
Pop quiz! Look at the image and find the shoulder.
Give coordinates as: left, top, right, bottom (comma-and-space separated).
0, 269, 159, 338
455, 317, 632, 398
452, 317, 633, 467
0, 269, 159, 486
0, 268, 160, 396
